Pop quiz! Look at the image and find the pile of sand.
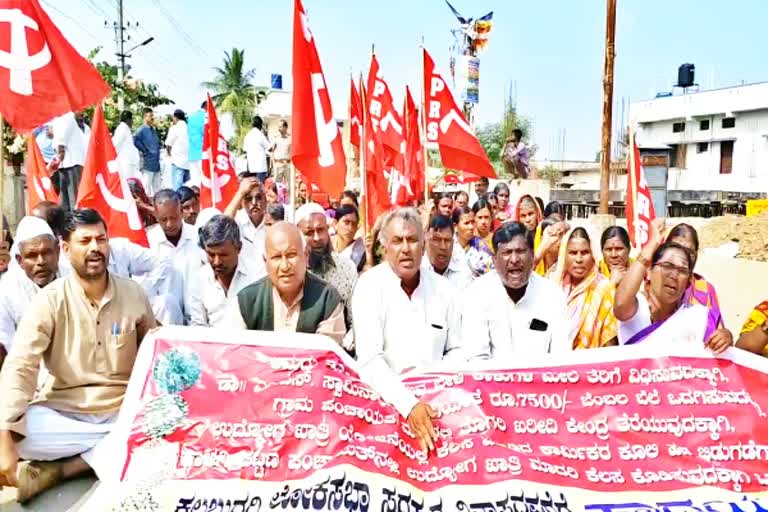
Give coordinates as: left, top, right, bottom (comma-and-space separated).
698, 213, 768, 261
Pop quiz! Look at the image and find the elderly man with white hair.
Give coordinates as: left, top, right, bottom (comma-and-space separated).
351, 207, 462, 454
0, 217, 61, 369
295, 203, 357, 350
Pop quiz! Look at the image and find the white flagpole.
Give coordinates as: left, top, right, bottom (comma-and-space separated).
419, 37, 429, 206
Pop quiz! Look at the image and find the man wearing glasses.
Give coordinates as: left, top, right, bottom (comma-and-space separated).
224, 175, 268, 268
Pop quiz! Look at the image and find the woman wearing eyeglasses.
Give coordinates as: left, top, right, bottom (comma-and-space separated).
613, 219, 731, 353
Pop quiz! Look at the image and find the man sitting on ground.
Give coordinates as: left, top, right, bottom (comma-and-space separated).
0, 209, 156, 502
230, 222, 345, 345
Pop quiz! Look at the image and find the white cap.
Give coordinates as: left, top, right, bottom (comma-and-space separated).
194, 207, 222, 231
11, 216, 55, 258
294, 202, 326, 226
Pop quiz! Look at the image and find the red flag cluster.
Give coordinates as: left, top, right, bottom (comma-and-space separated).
626, 131, 657, 248
200, 94, 239, 211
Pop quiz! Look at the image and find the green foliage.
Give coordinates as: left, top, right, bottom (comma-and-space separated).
539, 165, 562, 188
88, 46, 174, 131
202, 48, 269, 152
477, 82, 536, 177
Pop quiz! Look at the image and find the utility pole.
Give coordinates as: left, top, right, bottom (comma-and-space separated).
116, 0, 126, 110
599, 0, 617, 215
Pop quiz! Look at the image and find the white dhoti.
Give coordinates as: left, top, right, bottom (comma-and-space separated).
16, 406, 117, 480
140, 170, 162, 197
150, 293, 184, 325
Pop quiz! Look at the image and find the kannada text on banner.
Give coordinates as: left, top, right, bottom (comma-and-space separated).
93, 327, 768, 511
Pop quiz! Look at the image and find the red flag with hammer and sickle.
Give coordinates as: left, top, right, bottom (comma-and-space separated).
25, 133, 59, 212
77, 105, 148, 247
291, 0, 346, 198
349, 77, 362, 152
0, 0, 110, 132
423, 48, 495, 179
200, 94, 238, 211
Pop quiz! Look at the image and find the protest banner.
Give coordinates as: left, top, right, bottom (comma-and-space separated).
88, 326, 768, 511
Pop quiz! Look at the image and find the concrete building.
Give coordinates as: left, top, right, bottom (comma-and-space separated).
631, 81, 768, 193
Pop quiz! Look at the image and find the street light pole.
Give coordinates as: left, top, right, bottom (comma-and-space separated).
117, 0, 126, 110
599, 0, 617, 214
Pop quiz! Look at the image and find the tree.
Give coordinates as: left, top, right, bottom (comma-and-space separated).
88, 47, 174, 131
202, 48, 268, 151
477, 82, 536, 177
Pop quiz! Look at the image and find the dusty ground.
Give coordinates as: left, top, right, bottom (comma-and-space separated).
697, 213, 768, 261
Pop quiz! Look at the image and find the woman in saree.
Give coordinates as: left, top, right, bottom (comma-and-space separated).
551, 227, 618, 348
665, 223, 726, 336
492, 182, 514, 224
736, 300, 768, 356
599, 226, 633, 285
472, 198, 495, 250
452, 206, 494, 277
613, 219, 731, 352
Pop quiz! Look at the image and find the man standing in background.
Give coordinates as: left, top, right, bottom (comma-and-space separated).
243, 116, 270, 183
52, 112, 90, 211
133, 108, 162, 196
271, 120, 291, 193
166, 110, 190, 189
112, 111, 140, 180
501, 128, 530, 180
186, 101, 206, 185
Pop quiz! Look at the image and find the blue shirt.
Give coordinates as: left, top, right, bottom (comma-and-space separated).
33, 126, 56, 163
187, 110, 205, 162
133, 123, 161, 173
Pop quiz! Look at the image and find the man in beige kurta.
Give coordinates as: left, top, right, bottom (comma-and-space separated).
0, 209, 156, 502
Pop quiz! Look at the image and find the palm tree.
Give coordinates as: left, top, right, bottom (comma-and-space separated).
202, 48, 268, 150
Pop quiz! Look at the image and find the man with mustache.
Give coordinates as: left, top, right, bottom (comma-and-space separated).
459, 222, 569, 360
0, 217, 61, 371
189, 215, 263, 327
0, 209, 156, 502
224, 175, 267, 276
229, 222, 345, 345
422, 215, 472, 290
295, 203, 357, 347
352, 208, 461, 454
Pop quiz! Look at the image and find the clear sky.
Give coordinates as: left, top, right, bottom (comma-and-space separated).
42, 0, 768, 160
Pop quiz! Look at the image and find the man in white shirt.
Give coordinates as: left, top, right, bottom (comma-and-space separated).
224, 176, 267, 273
460, 222, 570, 361
243, 116, 270, 182
148, 189, 201, 324
0, 217, 60, 369
165, 109, 190, 190
52, 111, 90, 211
422, 214, 473, 290
112, 111, 140, 180
352, 208, 461, 453
188, 214, 263, 327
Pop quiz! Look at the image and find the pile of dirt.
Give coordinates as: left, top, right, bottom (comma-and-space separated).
698, 213, 768, 261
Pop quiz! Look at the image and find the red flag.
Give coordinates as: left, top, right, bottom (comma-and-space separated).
366, 55, 405, 170
291, 0, 346, 197
444, 172, 479, 184
394, 86, 425, 205
349, 78, 362, 151
0, 0, 110, 132
200, 94, 238, 211
360, 81, 391, 228
626, 130, 656, 248
423, 48, 495, 179
25, 133, 59, 213
76, 105, 148, 247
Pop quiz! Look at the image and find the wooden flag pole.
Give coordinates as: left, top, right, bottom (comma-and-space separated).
0, 114, 6, 235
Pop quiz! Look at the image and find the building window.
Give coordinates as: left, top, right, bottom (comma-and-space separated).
700, 119, 710, 130
697, 142, 709, 153
722, 117, 736, 129
720, 141, 734, 174
669, 144, 687, 169
672, 122, 685, 133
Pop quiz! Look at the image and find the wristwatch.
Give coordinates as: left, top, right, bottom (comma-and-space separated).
636, 254, 650, 268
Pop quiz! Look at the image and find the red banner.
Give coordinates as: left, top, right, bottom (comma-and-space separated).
93, 328, 768, 510
626, 130, 657, 248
